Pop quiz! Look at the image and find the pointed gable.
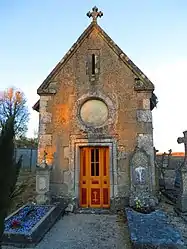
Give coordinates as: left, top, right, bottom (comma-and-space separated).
33, 7, 157, 111
37, 26, 154, 95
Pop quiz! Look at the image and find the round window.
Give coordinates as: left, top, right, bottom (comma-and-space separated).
80, 99, 108, 127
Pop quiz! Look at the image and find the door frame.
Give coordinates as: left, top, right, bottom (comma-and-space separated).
69, 136, 118, 205
79, 146, 110, 208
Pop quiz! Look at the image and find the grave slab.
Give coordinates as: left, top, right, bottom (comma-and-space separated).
2, 201, 67, 248
125, 207, 184, 249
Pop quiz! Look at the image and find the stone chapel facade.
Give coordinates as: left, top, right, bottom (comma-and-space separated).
33, 7, 158, 210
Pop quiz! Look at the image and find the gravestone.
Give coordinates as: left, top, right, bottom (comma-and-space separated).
162, 152, 168, 168
158, 149, 176, 190
36, 151, 51, 204
126, 208, 184, 248
129, 147, 158, 211
163, 150, 176, 190
154, 147, 160, 194
175, 131, 187, 213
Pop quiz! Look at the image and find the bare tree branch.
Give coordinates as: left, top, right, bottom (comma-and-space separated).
0, 87, 30, 137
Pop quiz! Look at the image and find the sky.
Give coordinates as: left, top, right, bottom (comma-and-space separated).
0, 1, 187, 152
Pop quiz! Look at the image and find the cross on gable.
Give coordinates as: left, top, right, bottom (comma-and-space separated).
168, 149, 172, 155
87, 6, 103, 22
177, 130, 187, 162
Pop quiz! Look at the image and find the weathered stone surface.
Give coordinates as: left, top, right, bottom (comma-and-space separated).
2, 202, 67, 248
63, 171, 73, 187
80, 99, 108, 127
137, 110, 152, 122
143, 98, 150, 109
39, 135, 52, 147
176, 168, 187, 212
36, 194, 50, 204
130, 148, 149, 188
175, 131, 187, 213
40, 96, 52, 112
63, 146, 69, 159
137, 122, 153, 134
126, 207, 184, 248
129, 147, 158, 209
35, 13, 156, 209
41, 112, 52, 124
163, 169, 176, 190
133, 166, 147, 185
39, 124, 47, 135
36, 167, 51, 204
137, 133, 153, 151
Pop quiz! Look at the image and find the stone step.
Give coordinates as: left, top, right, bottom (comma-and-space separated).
75, 208, 112, 215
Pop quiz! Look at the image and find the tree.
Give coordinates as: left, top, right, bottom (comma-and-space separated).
0, 117, 14, 247
0, 87, 29, 138
15, 136, 38, 148
0, 98, 24, 247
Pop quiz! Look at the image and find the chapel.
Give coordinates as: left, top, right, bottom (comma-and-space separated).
33, 6, 158, 210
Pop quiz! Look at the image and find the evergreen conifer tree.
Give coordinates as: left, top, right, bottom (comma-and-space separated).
0, 117, 22, 247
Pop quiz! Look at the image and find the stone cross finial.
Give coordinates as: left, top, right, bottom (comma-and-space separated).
168, 149, 172, 155
87, 6, 103, 22
177, 131, 187, 166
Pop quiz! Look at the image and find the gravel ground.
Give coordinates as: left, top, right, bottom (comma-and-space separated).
2, 213, 131, 249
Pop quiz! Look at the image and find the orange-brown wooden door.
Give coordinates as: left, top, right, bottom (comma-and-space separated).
80, 147, 110, 208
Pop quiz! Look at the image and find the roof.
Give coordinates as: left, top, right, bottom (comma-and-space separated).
33, 16, 157, 111
32, 100, 39, 112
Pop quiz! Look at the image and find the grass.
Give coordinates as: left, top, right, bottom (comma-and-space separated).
8, 169, 36, 215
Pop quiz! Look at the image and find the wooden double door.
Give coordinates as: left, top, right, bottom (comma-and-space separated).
80, 147, 110, 208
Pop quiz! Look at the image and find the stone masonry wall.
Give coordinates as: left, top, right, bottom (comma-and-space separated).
37, 95, 53, 165
37, 26, 155, 207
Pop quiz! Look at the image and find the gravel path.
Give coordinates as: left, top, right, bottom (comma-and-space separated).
2, 213, 131, 249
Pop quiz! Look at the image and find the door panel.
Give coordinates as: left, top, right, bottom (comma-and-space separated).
80, 147, 110, 208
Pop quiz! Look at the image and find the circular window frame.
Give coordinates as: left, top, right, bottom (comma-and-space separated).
74, 92, 117, 131
79, 97, 109, 128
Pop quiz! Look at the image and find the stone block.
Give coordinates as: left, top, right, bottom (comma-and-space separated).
143, 99, 150, 109
117, 172, 128, 186
117, 158, 128, 172
126, 208, 184, 249
64, 146, 70, 159
39, 124, 47, 135
50, 183, 68, 196
36, 175, 49, 194
113, 171, 118, 185
63, 171, 73, 186
40, 96, 51, 112
137, 133, 153, 154
35, 194, 50, 205
175, 169, 187, 212
137, 110, 152, 122
114, 185, 118, 197
39, 134, 52, 147
176, 195, 187, 213
41, 112, 52, 124
65, 204, 74, 212
137, 122, 153, 134
118, 185, 129, 197
163, 169, 176, 190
